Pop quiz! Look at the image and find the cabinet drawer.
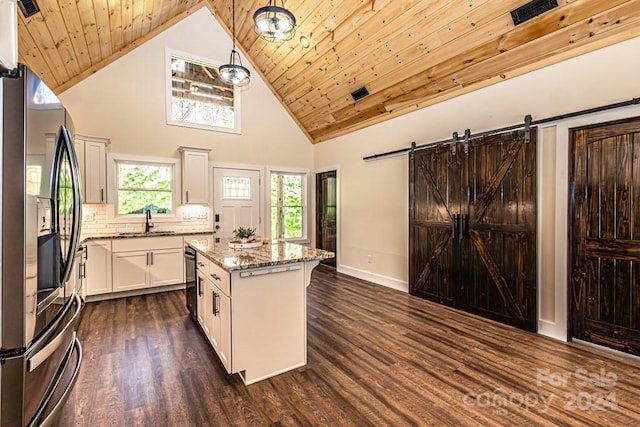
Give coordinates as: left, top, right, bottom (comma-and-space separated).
196, 255, 210, 275
209, 262, 230, 297
112, 236, 183, 252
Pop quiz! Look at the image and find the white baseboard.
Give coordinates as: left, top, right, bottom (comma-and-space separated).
573, 339, 640, 362
537, 319, 568, 342
85, 283, 184, 302
337, 265, 408, 292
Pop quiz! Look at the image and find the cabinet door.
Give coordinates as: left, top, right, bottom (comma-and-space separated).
208, 282, 221, 353
112, 251, 148, 292
85, 241, 113, 295
149, 248, 184, 287
196, 274, 206, 326
183, 150, 209, 204
84, 141, 106, 203
198, 272, 211, 337
217, 290, 231, 373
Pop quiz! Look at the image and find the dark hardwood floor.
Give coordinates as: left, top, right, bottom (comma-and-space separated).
57, 265, 640, 426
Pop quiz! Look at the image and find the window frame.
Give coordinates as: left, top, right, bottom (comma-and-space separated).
165, 49, 242, 134
107, 153, 181, 223
267, 166, 310, 243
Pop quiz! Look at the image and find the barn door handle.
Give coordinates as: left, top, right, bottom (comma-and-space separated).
461, 214, 469, 239
452, 214, 459, 239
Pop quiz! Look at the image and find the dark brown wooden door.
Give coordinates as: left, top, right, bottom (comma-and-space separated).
410, 129, 537, 331
316, 170, 337, 267
570, 117, 640, 355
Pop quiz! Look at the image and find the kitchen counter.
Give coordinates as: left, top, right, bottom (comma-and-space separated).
186, 238, 334, 272
80, 230, 214, 243
187, 238, 333, 385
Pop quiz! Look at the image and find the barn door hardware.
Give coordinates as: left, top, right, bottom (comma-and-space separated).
463, 129, 471, 154
452, 214, 459, 239
451, 132, 459, 155
452, 214, 469, 240
524, 115, 533, 144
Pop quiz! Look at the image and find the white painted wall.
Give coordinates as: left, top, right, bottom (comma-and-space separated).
58, 7, 312, 167
314, 36, 640, 339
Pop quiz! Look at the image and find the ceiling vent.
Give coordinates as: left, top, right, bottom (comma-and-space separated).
350, 86, 370, 102
18, 0, 40, 18
511, 0, 558, 26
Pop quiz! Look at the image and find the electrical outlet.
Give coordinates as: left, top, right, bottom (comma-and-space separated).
367, 254, 373, 264
196, 211, 208, 219
83, 212, 96, 222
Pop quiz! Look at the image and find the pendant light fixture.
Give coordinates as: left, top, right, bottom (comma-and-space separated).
253, 0, 296, 42
219, 0, 250, 87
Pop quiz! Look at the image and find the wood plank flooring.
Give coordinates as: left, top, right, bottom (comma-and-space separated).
57, 265, 640, 426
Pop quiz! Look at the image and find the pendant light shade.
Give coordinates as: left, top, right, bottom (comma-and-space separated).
220, 0, 250, 87
253, 0, 296, 42
219, 50, 250, 87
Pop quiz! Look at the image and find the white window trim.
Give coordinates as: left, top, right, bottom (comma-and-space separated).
266, 166, 310, 243
106, 153, 182, 224
165, 48, 242, 134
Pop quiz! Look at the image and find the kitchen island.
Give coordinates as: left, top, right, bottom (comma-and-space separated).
186, 238, 333, 385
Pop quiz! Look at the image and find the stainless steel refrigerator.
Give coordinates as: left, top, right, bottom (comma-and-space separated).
1, 64, 83, 426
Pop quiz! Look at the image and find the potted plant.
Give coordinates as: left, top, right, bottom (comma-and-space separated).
232, 226, 256, 243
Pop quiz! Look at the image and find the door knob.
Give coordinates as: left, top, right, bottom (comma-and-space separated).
215, 225, 220, 230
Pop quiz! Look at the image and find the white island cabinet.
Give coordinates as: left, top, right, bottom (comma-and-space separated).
187, 239, 333, 385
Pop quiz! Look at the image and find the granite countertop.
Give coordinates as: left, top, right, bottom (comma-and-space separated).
187, 238, 334, 272
80, 230, 215, 243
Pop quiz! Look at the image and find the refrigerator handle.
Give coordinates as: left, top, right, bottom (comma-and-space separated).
27, 293, 82, 372
59, 127, 83, 285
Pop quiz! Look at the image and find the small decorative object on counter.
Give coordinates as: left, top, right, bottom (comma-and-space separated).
232, 226, 256, 242
230, 226, 262, 248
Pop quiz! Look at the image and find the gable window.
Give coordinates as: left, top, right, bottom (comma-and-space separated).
115, 160, 175, 215
166, 50, 241, 133
270, 170, 308, 241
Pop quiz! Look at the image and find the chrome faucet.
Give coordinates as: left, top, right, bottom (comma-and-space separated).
145, 209, 154, 233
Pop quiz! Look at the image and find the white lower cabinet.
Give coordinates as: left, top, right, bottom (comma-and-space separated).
111, 236, 184, 292
197, 269, 231, 373
84, 236, 186, 297
112, 251, 148, 292
85, 240, 113, 296
149, 248, 184, 286
196, 272, 207, 332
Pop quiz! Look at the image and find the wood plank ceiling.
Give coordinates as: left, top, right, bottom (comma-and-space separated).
18, 0, 640, 143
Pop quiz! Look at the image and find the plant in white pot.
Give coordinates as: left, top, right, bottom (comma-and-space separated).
232, 226, 256, 243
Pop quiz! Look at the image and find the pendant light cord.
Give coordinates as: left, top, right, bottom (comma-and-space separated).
232, 0, 237, 51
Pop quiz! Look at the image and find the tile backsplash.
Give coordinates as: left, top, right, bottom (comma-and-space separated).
81, 204, 211, 234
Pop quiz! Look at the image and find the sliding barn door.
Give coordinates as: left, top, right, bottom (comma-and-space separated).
409, 144, 465, 306
466, 131, 537, 331
410, 129, 537, 332
571, 117, 640, 355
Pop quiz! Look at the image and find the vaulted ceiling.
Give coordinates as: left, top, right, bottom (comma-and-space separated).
18, 0, 640, 143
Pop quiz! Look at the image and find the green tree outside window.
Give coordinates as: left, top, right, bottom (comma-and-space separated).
271, 173, 304, 239
117, 162, 173, 215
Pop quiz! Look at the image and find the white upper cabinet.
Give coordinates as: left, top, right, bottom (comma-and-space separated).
179, 146, 210, 205
74, 135, 108, 204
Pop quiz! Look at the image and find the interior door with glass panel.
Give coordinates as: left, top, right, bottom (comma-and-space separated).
212, 168, 261, 238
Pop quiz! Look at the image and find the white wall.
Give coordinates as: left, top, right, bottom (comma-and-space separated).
58, 7, 312, 167
314, 36, 640, 339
